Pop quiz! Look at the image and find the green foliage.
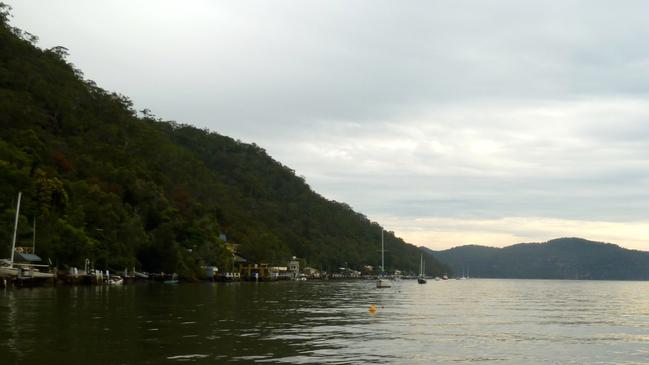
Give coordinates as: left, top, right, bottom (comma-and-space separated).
49, 218, 97, 268
33, 168, 68, 215
0, 3, 9, 24
0, 11, 447, 278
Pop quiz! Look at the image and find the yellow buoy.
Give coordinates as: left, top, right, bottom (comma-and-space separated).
369, 304, 377, 313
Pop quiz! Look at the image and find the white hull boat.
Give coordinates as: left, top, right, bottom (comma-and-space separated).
0, 266, 19, 278
376, 229, 392, 288
376, 278, 391, 288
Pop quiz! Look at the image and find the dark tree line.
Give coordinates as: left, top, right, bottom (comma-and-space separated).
429, 238, 649, 280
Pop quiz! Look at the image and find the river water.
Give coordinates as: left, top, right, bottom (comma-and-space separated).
1, 279, 649, 364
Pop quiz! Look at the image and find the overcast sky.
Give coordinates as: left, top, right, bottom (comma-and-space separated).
9, 1, 649, 250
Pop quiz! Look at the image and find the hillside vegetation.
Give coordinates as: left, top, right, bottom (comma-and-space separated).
427, 237, 649, 280
0, 5, 446, 278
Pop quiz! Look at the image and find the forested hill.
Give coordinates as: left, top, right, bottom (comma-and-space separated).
425, 238, 649, 280
0, 6, 446, 278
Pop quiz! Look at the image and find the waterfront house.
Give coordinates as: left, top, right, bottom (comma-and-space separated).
288, 257, 300, 279
269, 266, 292, 280
220, 241, 246, 280
303, 267, 320, 278
337, 267, 361, 278
239, 263, 270, 281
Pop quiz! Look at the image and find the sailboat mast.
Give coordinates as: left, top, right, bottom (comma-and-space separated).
10, 192, 22, 268
381, 229, 384, 274
32, 217, 36, 254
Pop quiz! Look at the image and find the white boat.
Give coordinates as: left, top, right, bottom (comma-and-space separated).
17, 265, 54, 279
296, 274, 307, 281
376, 229, 391, 288
0, 261, 18, 278
108, 275, 124, 285
377, 278, 391, 288
417, 254, 427, 284
29, 269, 55, 279
1, 193, 22, 279
134, 271, 149, 279
0, 261, 53, 279
457, 267, 468, 280
1, 192, 55, 281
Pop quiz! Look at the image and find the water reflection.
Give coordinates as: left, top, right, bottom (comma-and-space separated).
4, 290, 21, 363
1, 280, 649, 364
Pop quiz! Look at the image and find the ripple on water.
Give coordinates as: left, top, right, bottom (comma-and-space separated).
166, 354, 209, 360
5, 279, 649, 364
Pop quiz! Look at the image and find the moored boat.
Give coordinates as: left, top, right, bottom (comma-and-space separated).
376, 229, 391, 288
377, 278, 391, 288
1, 192, 55, 283
0, 260, 18, 278
108, 275, 124, 285
417, 254, 427, 284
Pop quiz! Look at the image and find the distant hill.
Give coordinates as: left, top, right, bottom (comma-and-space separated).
0, 7, 446, 278
423, 237, 649, 280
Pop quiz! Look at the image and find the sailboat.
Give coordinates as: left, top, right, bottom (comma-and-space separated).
417, 254, 427, 284
456, 267, 468, 280
0, 192, 22, 278
1, 192, 55, 280
376, 229, 391, 288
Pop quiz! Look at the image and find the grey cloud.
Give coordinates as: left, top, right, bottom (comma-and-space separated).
13, 1, 649, 130
9, 0, 649, 247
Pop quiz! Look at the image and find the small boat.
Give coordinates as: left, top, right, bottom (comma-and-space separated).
0, 192, 54, 280
377, 278, 391, 288
163, 273, 179, 284
417, 254, 427, 284
456, 268, 467, 280
296, 274, 307, 281
108, 275, 124, 285
376, 229, 391, 288
134, 271, 149, 279
1, 192, 55, 281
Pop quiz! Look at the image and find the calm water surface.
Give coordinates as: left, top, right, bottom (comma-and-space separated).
2, 279, 649, 364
